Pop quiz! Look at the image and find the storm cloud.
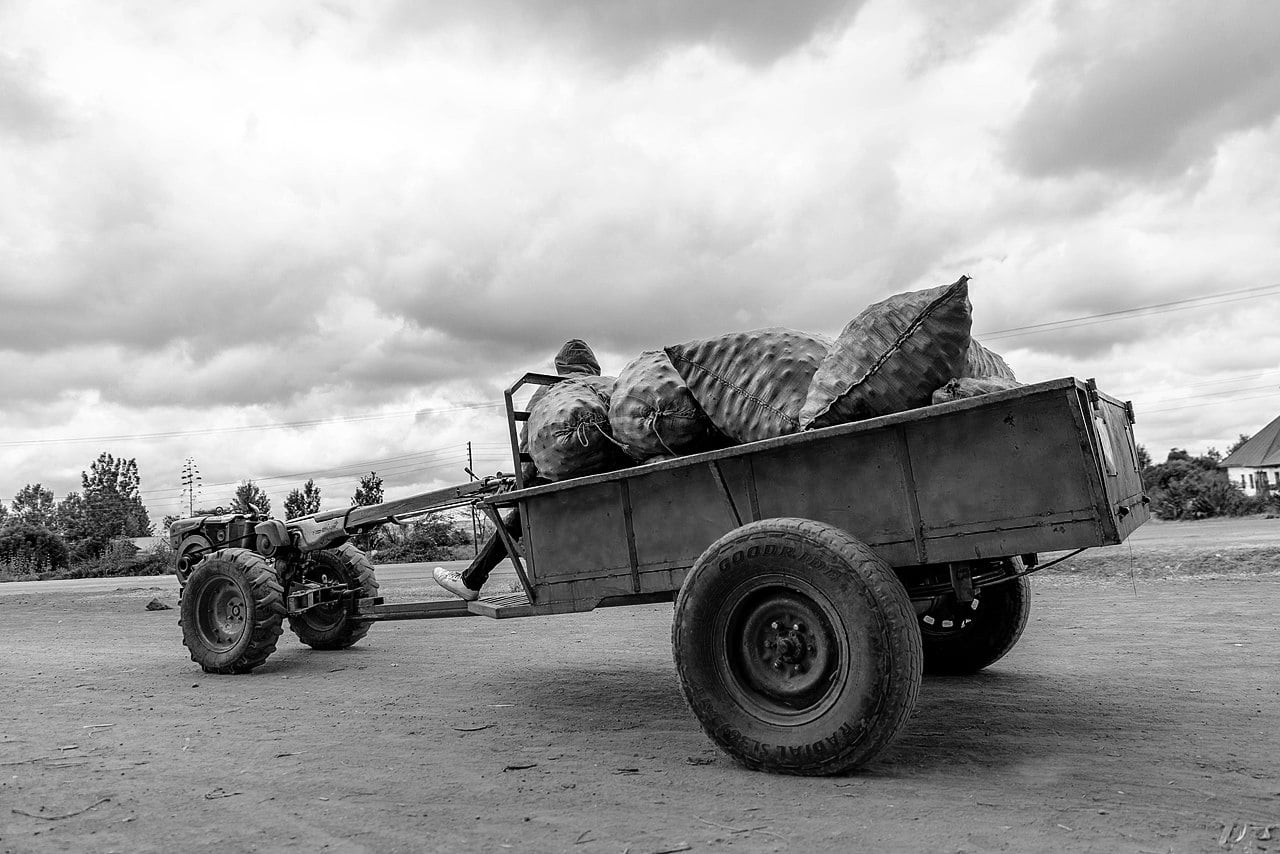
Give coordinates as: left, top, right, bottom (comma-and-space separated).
1006, 1, 1280, 181
2, 0, 1278, 518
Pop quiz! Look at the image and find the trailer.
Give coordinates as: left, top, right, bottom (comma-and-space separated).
171, 375, 1148, 775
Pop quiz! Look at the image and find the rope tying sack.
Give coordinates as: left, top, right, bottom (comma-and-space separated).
530, 377, 625, 481
608, 350, 714, 461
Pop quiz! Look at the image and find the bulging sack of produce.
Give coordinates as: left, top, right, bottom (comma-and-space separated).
960, 338, 1016, 381
931, 376, 1023, 404
800, 276, 972, 429
665, 328, 831, 444
527, 376, 627, 481
520, 340, 605, 484
609, 350, 715, 461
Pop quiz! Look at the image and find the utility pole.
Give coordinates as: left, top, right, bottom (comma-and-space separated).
467, 441, 479, 555
180, 457, 202, 517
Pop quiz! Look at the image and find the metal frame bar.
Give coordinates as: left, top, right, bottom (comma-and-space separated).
481, 502, 534, 602
707, 460, 743, 527
503, 372, 563, 490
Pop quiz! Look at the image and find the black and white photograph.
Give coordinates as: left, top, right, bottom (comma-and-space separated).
1, 1, 1278, 851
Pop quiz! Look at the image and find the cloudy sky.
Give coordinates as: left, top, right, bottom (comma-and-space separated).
3, 0, 1279, 524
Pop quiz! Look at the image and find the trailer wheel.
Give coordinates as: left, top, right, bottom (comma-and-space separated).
672, 518, 922, 776
918, 567, 1031, 675
174, 534, 212, 588
287, 544, 379, 650
180, 548, 284, 674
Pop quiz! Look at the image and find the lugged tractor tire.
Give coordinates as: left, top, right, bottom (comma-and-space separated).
287, 543, 379, 650
918, 565, 1031, 675
672, 518, 922, 776
180, 548, 284, 674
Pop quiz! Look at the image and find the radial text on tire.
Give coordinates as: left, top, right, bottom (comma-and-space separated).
918, 564, 1031, 675
672, 518, 923, 776
179, 548, 284, 674
287, 543, 379, 650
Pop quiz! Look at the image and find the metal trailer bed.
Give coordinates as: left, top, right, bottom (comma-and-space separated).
174, 374, 1149, 775
466, 375, 1147, 618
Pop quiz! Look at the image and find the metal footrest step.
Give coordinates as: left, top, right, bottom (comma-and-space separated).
468, 591, 577, 619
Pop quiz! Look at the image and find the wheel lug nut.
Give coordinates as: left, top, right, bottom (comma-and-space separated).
771, 621, 779, 630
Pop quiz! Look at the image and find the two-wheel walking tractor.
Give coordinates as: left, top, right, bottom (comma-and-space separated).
170, 375, 1148, 775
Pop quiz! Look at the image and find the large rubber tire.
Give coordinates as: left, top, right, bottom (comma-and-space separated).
287, 543, 378, 650
672, 518, 922, 776
918, 568, 1031, 675
180, 548, 284, 674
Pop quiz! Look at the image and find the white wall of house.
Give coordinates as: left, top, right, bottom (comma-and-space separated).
1226, 466, 1280, 496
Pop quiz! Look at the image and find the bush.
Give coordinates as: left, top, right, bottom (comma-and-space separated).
65, 539, 175, 579
1142, 455, 1264, 520
373, 516, 475, 563
0, 520, 70, 576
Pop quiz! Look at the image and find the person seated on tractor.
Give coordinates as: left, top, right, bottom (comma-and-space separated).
435, 337, 600, 601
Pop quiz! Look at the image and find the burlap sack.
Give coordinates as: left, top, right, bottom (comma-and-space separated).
609, 350, 714, 461
931, 376, 1023, 404
800, 276, 972, 429
519, 340, 605, 484
665, 329, 831, 445
959, 338, 1016, 381
527, 376, 626, 481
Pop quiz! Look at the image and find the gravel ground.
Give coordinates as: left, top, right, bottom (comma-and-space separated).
1, 565, 1277, 853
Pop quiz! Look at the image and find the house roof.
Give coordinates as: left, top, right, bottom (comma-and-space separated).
1220, 413, 1280, 467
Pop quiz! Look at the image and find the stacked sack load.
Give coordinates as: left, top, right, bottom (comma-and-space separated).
525, 276, 1019, 482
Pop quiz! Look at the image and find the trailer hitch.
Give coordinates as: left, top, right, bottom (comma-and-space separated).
286, 581, 354, 615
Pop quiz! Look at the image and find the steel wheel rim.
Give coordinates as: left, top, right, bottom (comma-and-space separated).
296, 564, 345, 631
715, 574, 847, 726
919, 595, 982, 638
195, 576, 248, 652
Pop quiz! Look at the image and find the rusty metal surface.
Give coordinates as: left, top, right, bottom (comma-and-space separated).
496, 378, 1148, 607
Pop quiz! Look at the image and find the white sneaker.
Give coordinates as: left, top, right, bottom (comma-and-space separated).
433, 566, 480, 601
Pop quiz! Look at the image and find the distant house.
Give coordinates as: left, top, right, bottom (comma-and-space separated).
1220, 415, 1280, 496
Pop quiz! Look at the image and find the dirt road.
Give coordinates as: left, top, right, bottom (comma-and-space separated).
2, 570, 1277, 854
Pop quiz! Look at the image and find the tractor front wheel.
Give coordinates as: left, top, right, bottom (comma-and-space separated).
180, 548, 284, 674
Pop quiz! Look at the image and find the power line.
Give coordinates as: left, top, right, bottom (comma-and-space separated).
1139, 391, 1280, 416
977, 283, 1280, 341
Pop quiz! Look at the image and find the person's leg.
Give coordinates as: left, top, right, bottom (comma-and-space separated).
434, 508, 522, 600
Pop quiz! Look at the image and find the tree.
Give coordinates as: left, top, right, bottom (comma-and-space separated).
78, 453, 152, 556
1228, 434, 1252, 456
284, 479, 322, 520
352, 472, 383, 507
350, 472, 384, 552
232, 480, 272, 516
11, 483, 55, 527
54, 492, 89, 549
1135, 445, 1152, 471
